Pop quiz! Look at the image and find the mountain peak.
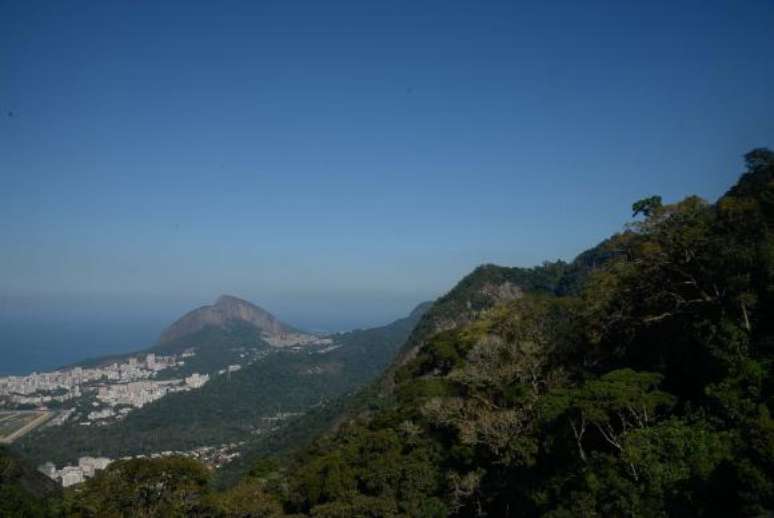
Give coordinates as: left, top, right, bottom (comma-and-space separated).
214, 294, 252, 307
158, 295, 303, 345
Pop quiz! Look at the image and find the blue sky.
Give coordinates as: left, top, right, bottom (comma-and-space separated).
2, 0, 774, 331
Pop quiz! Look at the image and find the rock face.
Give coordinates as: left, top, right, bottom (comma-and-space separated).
159, 295, 309, 346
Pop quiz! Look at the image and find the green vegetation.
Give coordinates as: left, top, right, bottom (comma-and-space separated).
271, 148, 774, 516
62, 456, 210, 517
215, 306, 430, 487
3, 149, 773, 516
0, 446, 60, 517
15, 307, 427, 474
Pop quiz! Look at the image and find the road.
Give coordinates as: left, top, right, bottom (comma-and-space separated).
0, 411, 51, 444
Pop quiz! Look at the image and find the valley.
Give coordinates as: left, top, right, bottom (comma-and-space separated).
3, 295, 429, 488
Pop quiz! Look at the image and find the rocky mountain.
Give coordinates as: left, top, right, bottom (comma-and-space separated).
158, 295, 316, 347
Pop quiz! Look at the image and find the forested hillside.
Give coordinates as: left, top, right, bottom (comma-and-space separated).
269, 149, 774, 517
0, 446, 60, 517
5, 149, 774, 516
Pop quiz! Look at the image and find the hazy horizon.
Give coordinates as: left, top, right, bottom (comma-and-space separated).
2, 1, 773, 373
0, 291, 433, 376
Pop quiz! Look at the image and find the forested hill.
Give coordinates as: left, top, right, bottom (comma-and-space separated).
5, 149, 774, 517
319, 235, 619, 436
269, 149, 773, 517
385, 241, 614, 385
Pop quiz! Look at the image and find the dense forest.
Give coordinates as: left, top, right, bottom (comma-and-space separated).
3, 149, 773, 516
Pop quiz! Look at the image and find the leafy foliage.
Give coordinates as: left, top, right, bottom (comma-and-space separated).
0, 446, 60, 517
63, 456, 210, 517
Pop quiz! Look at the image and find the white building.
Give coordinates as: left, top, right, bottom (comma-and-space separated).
60, 468, 84, 487
185, 373, 209, 388
93, 457, 111, 470
78, 457, 97, 477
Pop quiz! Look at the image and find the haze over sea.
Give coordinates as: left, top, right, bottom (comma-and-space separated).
0, 317, 166, 376
0, 294, 425, 376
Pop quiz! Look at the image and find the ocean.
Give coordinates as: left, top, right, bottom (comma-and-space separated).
0, 317, 166, 376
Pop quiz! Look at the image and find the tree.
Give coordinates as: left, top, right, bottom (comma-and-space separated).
199, 480, 283, 517
632, 195, 663, 218
65, 457, 210, 517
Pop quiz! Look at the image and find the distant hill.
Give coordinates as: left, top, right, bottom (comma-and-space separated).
15, 300, 431, 472
158, 294, 314, 348
70, 295, 322, 370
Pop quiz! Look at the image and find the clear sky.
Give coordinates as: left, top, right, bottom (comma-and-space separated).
2, 0, 774, 332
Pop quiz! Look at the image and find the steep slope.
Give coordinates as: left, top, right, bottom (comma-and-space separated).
301, 248, 613, 442
261, 149, 774, 516
0, 445, 60, 516
391, 262, 567, 370
392, 238, 625, 373
213, 302, 432, 485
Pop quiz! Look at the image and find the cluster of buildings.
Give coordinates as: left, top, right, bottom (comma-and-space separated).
85, 372, 209, 423
264, 332, 333, 348
0, 352, 189, 410
0, 370, 86, 407
183, 442, 243, 468
133, 442, 244, 469
39, 456, 112, 487
45, 408, 75, 427
39, 442, 245, 487
97, 377, 194, 409
0, 350, 216, 427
